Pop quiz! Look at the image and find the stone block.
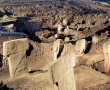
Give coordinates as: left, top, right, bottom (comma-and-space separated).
3, 38, 29, 56
58, 68, 76, 90
103, 39, 110, 73
48, 52, 75, 83
92, 36, 99, 44
103, 39, 110, 54
103, 54, 110, 73
75, 39, 86, 54
8, 51, 28, 78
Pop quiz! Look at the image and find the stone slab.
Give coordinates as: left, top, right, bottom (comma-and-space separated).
3, 38, 29, 56
103, 39, 110, 73
75, 39, 85, 54
103, 39, 110, 54
48, 52, 75, 84
104, 53, 110, 73
58, 68, 76, 90
8, 51, 28, 78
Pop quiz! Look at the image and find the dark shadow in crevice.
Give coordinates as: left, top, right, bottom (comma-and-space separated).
95, 26, 110, 36
70, 41, 76, 45
57, 44, 64, 58
84, 42, 92, 54
82, 20, 85, 24
29, 70, 37, 73
0, 11, 5, 17
104, 21, 109, 24
4, 8, 13, 16
78, 28, 84, 31
29, 70, 47, 74
26, 43, 34, 57
55, 82, 58, 87
0, 81, 14, 90
0, 54, 3, 67
28, 35, 42, 43
2, 21, 16, 26
85, 36, 92, 42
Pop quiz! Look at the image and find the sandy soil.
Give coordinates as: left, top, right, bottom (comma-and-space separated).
1, 66, 110, 90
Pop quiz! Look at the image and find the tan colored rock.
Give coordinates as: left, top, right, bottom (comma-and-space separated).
2, 15, 9, 21
58, 68, 76, 90
103, 54, 110, 73
3, 38, 29, 56
64, 26, 69, 36
62, 18, 68, 26
8, 51, 28, 78
57, 24, 63, 34
48, 52, 75, 83
92, 36, 99, 44
85, 54, 104, 66
75, 39, 86, 54
53, 39, 61, 61
103, 39, 110, 73
69, 23, 77, 30
64, 37, 70, 42
103, 39, 110, 54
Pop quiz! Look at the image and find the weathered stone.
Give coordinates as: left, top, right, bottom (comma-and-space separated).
92, 36, 99, 44
61, 43, 75, 56
8, 51, 28, 78
103, 54, 110, 73
58, 68, 76, 90
69, 23, 77, 30
3, 38, 29, 56
53, 39, 61, 61
103, 39, 110, 73
103, 39, 110, 54
75, 39, 86, 54
62, 18, 68, 26
48, 52, 75, 83
64, 26, 69, 36
57, 24, 63, 34
64, 37, 70, 42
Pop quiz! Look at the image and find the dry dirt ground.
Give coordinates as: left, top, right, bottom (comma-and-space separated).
1, 0, 110, 90
1, 66, 110, 90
